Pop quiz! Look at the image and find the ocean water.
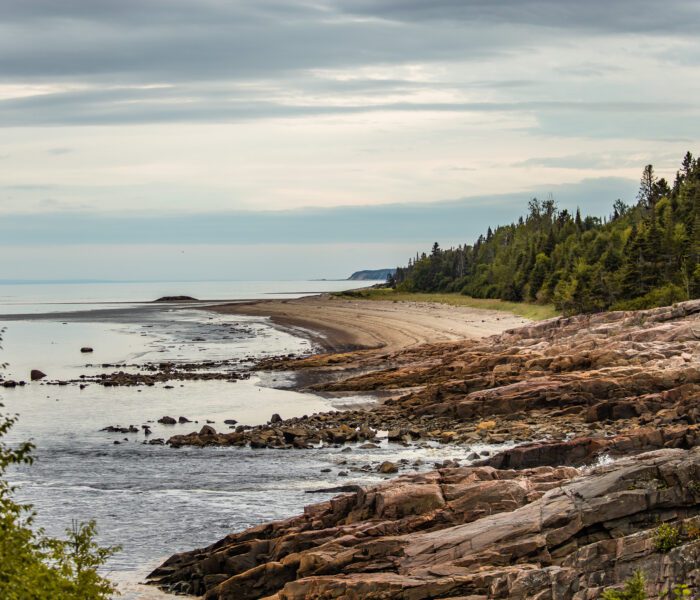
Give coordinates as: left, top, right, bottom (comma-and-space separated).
0, 279, 374, 315
0, 281, 507, 598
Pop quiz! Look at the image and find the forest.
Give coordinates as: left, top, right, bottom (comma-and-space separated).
391, 152, 700, 314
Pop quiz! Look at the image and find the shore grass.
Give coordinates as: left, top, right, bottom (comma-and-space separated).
334, 288, 559, 321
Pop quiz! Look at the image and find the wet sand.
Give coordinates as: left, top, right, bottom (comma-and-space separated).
209, 293, 531, 352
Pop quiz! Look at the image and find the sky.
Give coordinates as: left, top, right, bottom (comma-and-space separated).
1, 0, 699, 280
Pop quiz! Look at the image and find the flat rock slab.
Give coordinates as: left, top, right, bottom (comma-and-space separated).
149, 448, 700, 599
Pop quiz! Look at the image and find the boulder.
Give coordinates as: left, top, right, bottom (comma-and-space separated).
281, 427, 308, 443
377, 461, 398, 474
30, 369, 46, 381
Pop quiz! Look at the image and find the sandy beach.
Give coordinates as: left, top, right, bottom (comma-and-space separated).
210, 293, 531, 352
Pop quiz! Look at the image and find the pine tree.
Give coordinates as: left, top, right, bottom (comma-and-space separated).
638, 164, 657, 209
392, 153, 699, 313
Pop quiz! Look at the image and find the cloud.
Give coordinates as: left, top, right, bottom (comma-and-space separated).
46, 147, 73, 155
0, 0, 692, 84
511, 152, 687, 170
0, 177, 638, 246
0, 0, 693, 150
335, 0, 700, 35
0, 85, 694, 128
0, 0, 696, 227
0, 2, 510, 83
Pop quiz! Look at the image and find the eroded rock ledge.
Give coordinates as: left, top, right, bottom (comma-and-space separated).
167, 300, 700, 450
149, 448, 700, 599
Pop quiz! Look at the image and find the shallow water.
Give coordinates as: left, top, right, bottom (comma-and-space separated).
0, 281, 509, 598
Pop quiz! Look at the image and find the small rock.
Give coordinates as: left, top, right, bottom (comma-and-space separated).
30, 369, 46, 381
158, 416, 177, 425
378, 461, 399, 474
80, 347, 94, 353
387, 429, 403, 441
270, 413, 283, 424
178, 416, 191, 423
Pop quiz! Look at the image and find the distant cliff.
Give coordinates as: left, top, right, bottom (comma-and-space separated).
348, 269, 395, 281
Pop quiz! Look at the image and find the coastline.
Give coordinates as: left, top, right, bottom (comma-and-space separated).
207, 293, 531, 353
148, 300, 700, 599
9, 288, 700, 599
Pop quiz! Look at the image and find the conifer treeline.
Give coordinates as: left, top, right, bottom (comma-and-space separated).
392, 152, 700, 314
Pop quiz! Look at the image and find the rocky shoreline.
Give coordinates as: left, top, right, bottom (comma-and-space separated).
149, 448, 700, 599
146, 299, 700, 598
164, 300, 700, 451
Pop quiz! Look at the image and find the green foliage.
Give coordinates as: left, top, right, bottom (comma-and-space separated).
654, 522, 682, 553
668, 584, 692, 599
0, 331, 119, 599
601, 570, 647, 600
333, 288, 558, 320
612, 283, 688, 311
393, 153, 700, 315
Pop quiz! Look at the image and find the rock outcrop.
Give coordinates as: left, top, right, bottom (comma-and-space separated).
148, 301, 700, 598
168, 300, 700, 450
149, 449, 700, 599
154, 295, 199, 302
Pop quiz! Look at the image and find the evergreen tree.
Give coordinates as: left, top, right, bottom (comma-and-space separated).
638, 164, 657, 209
391, 153, 699, 315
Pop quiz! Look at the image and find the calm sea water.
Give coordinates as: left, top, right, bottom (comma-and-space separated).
0, 279, 374, 315
0, 281, 505, 599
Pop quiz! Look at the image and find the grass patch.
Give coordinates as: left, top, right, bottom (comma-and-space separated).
334, 288, 559, 321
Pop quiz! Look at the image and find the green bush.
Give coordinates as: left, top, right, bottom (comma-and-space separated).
601, 570, 647, 600
668, 584, 692, 599
655, 522, 682, 553
612, 283, 688, 311
1, 398, 119, 598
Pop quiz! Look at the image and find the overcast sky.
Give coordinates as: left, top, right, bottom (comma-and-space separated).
1, 0, 698, 279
